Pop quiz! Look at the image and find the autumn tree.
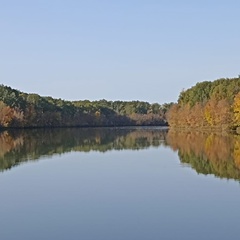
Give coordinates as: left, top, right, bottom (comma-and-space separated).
233, 92, 240, 128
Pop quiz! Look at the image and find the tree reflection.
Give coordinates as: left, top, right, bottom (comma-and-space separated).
1, 127, 240, 181
0, 128, 167, 171
166, 130, 240, 180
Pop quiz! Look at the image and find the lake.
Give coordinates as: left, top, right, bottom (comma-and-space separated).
0, 127, 239, 240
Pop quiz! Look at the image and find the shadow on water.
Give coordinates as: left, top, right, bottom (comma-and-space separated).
1, 127, 240, 181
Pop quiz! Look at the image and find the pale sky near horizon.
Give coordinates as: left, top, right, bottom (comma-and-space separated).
1, 0, 239, 104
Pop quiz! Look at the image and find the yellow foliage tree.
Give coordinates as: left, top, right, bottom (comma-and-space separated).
233, 92, 240, 128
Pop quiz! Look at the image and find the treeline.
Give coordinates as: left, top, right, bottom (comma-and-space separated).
0, 85, 172, 128
167, 77, 240, 130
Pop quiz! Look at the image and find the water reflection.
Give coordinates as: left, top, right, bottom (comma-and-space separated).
1, 127, 240, 181
166, 129, 240, 180
0, 127, 167, 171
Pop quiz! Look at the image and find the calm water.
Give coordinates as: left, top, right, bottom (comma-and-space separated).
0, 127, 240, 240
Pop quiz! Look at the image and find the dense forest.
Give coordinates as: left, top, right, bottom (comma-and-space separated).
2, 76, 240, 129
167, 77, 240, 130
0, 85, 172, 128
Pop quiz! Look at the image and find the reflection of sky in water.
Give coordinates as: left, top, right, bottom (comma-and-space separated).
0, 146, 240, 240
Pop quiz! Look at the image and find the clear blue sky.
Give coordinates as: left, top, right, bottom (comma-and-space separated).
1, 0, 239, 103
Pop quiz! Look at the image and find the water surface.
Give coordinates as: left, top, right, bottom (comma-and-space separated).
0, 127, 239, 240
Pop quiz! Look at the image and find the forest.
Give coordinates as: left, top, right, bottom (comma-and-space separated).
1, 76, 240, 129
0, 85, 172, 128
167, 77, 240, 130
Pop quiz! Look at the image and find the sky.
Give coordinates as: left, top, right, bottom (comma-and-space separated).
1, 0, 240, 104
